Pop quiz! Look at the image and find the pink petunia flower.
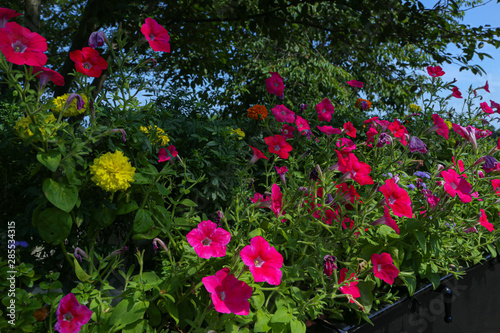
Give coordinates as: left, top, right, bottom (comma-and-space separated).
315, 98, 335, 122
366, 126, 378, 144
481, 102, 494, 114
334, 151, 374, 186
336, 138, 356, 155
0, 8, 22, 28
280, 124, 295, 139
441, 169, 472, 203
452, 123, 477, 151
265, 134, 293, 159
371, 206, 399, 234
141, 18, 170, 52
483, 80, 490, 93
389, 119, 408, 146
248, 145, 269, 165
33, 66, 65, 87
240, 236, 284, 285
338, 268, 361, 303
452, 86, 462, 98
202, 268, 253, 315
186, 220, 231, 259
317, 125, 342, 136
271, 104, 295, 123
427, 114, 449, 140
54, 293, 92, 333
426, 65, 445, 77
275, 166, 288, 185
323, 255, 338, 276
295, 115, 311, 134
251, 192, 270, 207
492, 179, 500, 196
347, 80, 364, 88
343, 122, 357, 138
479, 209, 494, 232
265, 72, 285, 97
0, 22, 47, 66
270, 183, 285, 220
371, 253, 399, 285
158, 145, 178, 162
379, 179, 413, 218
490, 100, 500, 113
69, 47, 108, 77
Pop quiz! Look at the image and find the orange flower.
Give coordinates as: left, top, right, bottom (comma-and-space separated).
355, 98, 371, 110
247, 104, 268, 120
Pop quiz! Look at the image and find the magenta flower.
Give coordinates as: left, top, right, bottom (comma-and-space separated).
88, 31, 107, 48
334, 151, 374, 186
0, 8, 22, 28
408, 136, 427, 154
379, 179, 413, 218
339, 268, 361, 303
158, 145, 178, 162
271, 104, 295, 123
371, 206, 399, 234
371, 253, 399, 285
490, 100, 500, 112
480, 102, 494, 114
33, 66, 65, 87
0, 22, 47, 66
427, 114, 449, 140
280, 124, 295, 139
295, 115, 311, 134
317, 125, 341, 136
54, 293, 92, 333
492, 179, 500, 196
441, 169, 472, 203
347, 80, 364, 88
323, 255, 337, 276
315, 98, 335, 122
389, 119, 408, 146
265, 72, 285, 97
186, 220, 231, 259
452, 123, 477, 151
240, 236, 284, 285
426, 65, 445, 77
274, 166, 288, 185
336, 138, 356, 154
270, 183, 284, 219
479, 209, 494, 232
251, 192, 270, 207
202, 268, 253, 315
248, 145, 269, 165
69, 47, 108, 77
343, 122, 357, 138
141, 18, 170, 52
265, 134, 293, 159
452, 86, 462, 98
483, 80, 490, 93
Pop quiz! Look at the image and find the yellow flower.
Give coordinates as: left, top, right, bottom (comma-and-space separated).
89, 151, 136, 192
52, 94, 89, 117
409, 104, 422, 113
229, 127, 245, 140
247, 105, 268, 120
140, 125, 170, 146
14, 113, 56, 139
443, 120, 453, 130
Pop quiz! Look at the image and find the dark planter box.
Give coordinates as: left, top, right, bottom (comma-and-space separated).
310, 255, 500, 333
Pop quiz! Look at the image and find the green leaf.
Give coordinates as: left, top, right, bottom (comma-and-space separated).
42, 178, 78, 212
290, 318, 306, 333
251, 289, 265, 309
225, 322, 239, 333
270, 307, 292, 323
117, 200, 139, 215
161, 296, 179, 324
179, 199, 198, 207
37, 151, 61, 172
108, 298, 149, 328
400, 272, 417, 296
73, 258, 92, 282
35, 207, 72, 245
133, 209, 153, 234
358, 280, 375, 313
414, 230, 427, 254
255, 309, 271, 332
430, 235, 441, 257
426, 272, 440, 289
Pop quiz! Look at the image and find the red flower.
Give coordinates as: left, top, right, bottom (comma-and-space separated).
371, 206, 399, 234
490, 100, 500, 112
186, 220, 231, 259
317, 125, 341, 136
347, 80, 363, 88
452, 86, 462, 98
480, 102, 494, 114
335, 182, 360, 209
366, 127, 378, 143
265, 72, 285, 97
426, 66, 445, 77
428, 114, 449, 140
69, 47, 108, 77
141, 18, 170, 52
335, 151, 374, 186
270, 183, 285, 219
265, 134, 293, 159
240, 236, 284, 285
0, 22, 47, 66
33, 66, 65, 87
280, 124, 295, 138
251, 192, 270, 207
0, 8, 22, 28
491, 179, 500, 196
295, 115, 310, 134
389, 119, 408, 146
158, 145, 178, 162
343, 122, 357, 138
315, 98, 335, 122
271, 104, 295, 123
336, 138, 356, 154
339, 268, 361, 303
441, 169, 472, 203
452, 123, 477, 151
202, 268, 253, 315
479, 209, 494, 232
483, 80, 490, 93
371, 253, 399, 285
379, 179, 413, 218
248, 145, 268, 165
275, 166, 288, 185
54, 293, 92, 333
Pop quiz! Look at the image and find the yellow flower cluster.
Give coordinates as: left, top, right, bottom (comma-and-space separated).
229, 127, 245, 140
140, 125, 170, 146
247, 105, 268, 120
89, 151, 136, 192
14, 113, 56, 139
409, 104, 422, 113
52, 94, 89, 117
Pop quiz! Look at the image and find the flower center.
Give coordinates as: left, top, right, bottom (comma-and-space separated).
83, 62, 92, 69
149, 33, 155, 41
62, 311, 74, 322
281, 111, 286, 115
201, 237, 212, 246
254, 256, 265, 267
12, 40, 27, 53
274, 145, 281, 151
219, 291, 226, 301
387, 195, 396, 205
377, 264, 382, 271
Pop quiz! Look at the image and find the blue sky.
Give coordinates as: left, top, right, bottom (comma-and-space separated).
421, 0, 500, 128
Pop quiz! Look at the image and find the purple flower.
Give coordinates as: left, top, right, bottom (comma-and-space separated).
66, 93, 85, 111
413, 171, 431, 179
74, 248, 88, 263
275, 166, 288, 185
13, 241, 28, 248
323, 255, 337, 276
483, 156, 499, 173
152, 238, 168, 253
407, 184, 416, 191
377, 133, 393, 147
88, 31, 107, 48
408, 136, 427, 154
